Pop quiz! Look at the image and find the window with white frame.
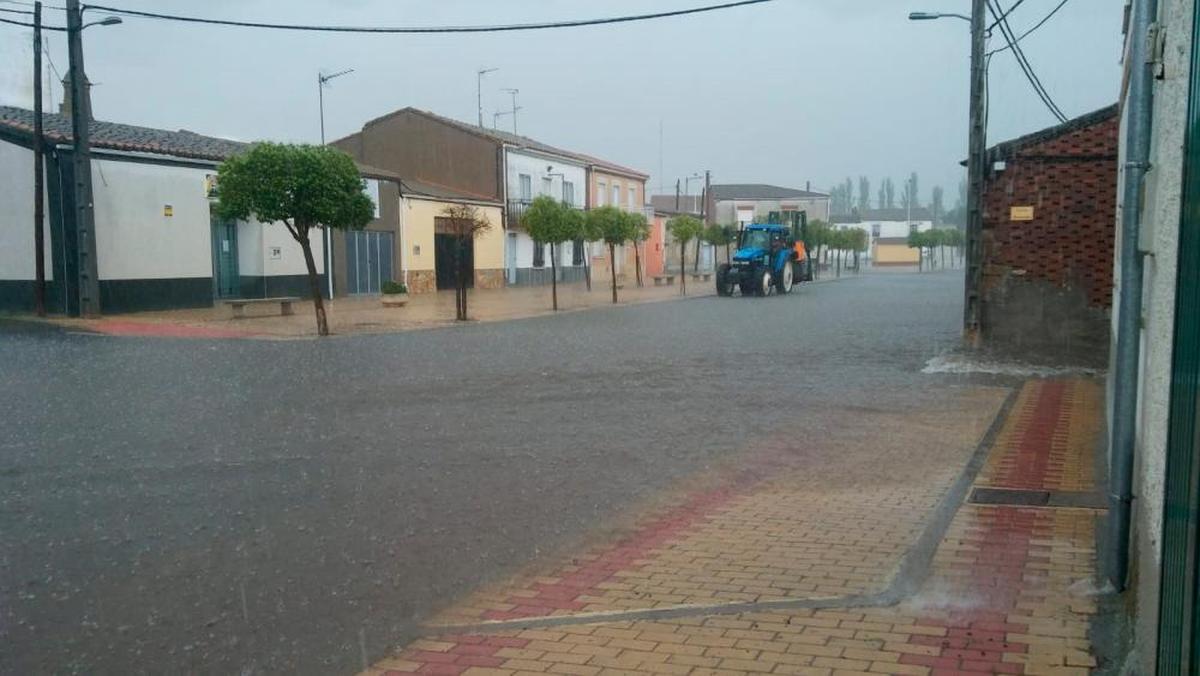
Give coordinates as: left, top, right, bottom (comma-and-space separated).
563, 181, 574, 206
627, 187, 636, 211
541, 177, 552, 196
519, 174, 531, 200
611, 182, 620, 208
597, 181, 606, 206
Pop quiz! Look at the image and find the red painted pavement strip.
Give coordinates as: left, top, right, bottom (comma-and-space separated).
479, 446, 801, 621
386, 635, 532, 675
83, 320, 258, 339
903, 381, 1080, 675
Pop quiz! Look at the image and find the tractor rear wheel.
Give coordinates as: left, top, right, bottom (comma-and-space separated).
776, 260, 794, 294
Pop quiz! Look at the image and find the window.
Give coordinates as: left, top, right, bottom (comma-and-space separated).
563, 181, 575, 206
572, 238, 584, 265
628, 187, 636, 210
533, 241, 545, 267
872, 223, 881, 237
541, 177, 552, 196
597, 181, 606, 206
611, 182, 620, 208
909, 223, 919, 235
519, 174, 532, 201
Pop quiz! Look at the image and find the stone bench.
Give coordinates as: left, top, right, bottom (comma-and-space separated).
691, 273, 713, 282
652, 275, 676, 287
225, 297, 300, 319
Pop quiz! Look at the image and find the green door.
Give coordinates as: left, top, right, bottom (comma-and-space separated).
211, 213, 239, 298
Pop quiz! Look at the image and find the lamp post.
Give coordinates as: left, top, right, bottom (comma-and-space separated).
476, 67, 497, 127
318, 67, 353, 301
65, 0, 122, 317
910, 1, 985, 344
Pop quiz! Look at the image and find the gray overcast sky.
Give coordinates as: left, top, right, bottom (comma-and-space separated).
0, 0, 1123, 204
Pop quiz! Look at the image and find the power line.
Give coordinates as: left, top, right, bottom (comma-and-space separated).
987, 0, 1067, 123
986, 0, 1026, 30
987, 0, 1072, 57
0, 6, 33, 14
81, 0, 772, 34
0, 15, 65, 29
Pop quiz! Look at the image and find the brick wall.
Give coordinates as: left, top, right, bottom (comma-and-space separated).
979, 107, 1118, 363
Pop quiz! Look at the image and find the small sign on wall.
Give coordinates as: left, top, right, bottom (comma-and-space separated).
204, 174, 219, 198
269, 246, 282, 260
1010, 206, 1035, 221
163, 204, 173, 217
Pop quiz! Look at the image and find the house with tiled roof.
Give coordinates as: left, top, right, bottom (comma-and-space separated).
332, 107, 649, 288
0, 104, 419, 314
707, 183, 831, 228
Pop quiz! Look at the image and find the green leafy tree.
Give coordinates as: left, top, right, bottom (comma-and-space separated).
439, 203, 492, 320
857, 176, 870, 212
907, 229, 932, 271
521, 195, 580, 311
931, 186, 945, 226
943, 227, 965, 267
587, 206, 635, 304
704, 223, 738, 264
625, 211, 651, 288
216, 142, 374, 336
846, 227, 869, 272
883, 178, 896, 209
806, 219, 832, 276
666, 215, 704, 295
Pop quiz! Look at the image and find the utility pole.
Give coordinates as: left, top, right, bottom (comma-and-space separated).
502, 88, 520, 134
702, 170, 710, 224
66, 0, 100, 317
476, 67, 497, 127
963, 0, 986, 345
33, 1, 45, 316
318, 68, 353, 301
674, 178, 681, 212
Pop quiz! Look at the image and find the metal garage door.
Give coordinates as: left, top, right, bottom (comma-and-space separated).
346, 230, 394, 295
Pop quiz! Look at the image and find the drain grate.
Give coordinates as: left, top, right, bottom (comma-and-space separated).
970, 487, 1107, 510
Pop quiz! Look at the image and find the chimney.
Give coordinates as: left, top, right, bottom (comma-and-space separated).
58, 69, 93, 120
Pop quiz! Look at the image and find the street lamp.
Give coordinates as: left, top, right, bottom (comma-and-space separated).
907, 11, 969, 22
683, 173, 703, 197
910, 1, 986, 344
82, 15, 122, 29
476, 67, 497, 127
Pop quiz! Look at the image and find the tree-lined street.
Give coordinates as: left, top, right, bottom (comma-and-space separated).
1, 272, 975, 675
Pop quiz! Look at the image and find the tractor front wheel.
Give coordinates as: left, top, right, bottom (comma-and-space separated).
715, 265, 735, 297
756, 269, 773, 297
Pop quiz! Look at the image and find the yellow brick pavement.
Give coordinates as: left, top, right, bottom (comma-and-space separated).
359, 379, 1105, 676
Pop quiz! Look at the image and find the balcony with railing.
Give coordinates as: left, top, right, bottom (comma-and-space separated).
506, 198, 586, 228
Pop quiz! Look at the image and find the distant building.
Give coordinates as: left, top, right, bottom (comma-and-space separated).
707, 183, 830, 226
832, 208, 935, 266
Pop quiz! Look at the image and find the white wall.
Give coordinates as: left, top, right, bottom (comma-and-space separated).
90, 158, 320, 282
1125, 0, 1193, 671
0, 140, 54, 280
506, 149, 585, 208
93, 160, 214, 280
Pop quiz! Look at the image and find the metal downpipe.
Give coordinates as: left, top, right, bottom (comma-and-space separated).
1106, 0, 1158, 590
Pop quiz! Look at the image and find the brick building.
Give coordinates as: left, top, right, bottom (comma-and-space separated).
979, 104, 1119, 364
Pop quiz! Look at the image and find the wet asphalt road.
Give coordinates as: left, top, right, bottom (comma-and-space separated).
1, 271, 971, 675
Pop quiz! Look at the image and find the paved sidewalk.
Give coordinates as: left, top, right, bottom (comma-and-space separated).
358, 379, 1104, 676
37, 279, 722, 339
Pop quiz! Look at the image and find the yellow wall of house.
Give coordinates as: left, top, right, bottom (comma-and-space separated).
874, 243, 919, 264
401, 197, 504, 272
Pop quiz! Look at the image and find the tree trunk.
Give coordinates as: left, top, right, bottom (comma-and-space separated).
918, 249, 923, 272
298, 228, 328, 336
609, 243, 619, 304
634, 241, 643, 288
836, 250, 842, 278
941, 245, 946, 269
679, 242, 687, 295
550, 243, 558, 311
457, 235, 468, 320
693, 238, 701, 273
583, 241, 592, 292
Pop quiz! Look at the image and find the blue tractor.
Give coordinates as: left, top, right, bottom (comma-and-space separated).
715, 217, 813, 297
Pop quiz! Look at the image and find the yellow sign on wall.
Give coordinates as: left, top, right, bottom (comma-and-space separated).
1010, 206, 1035, 221
163, 204, 174, 218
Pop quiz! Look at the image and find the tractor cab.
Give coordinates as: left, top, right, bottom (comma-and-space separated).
733, 225, 791, 263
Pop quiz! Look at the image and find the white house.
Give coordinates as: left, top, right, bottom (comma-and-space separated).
0, 105, 389, 315
503, 145, 588, 285
832, 208, 938, 267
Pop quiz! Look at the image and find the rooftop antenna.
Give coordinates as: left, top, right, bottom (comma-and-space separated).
501, 88, 520, 134
476, 67, 497, 127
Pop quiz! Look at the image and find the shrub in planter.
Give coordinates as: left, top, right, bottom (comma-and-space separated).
381, 280, 408, 306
